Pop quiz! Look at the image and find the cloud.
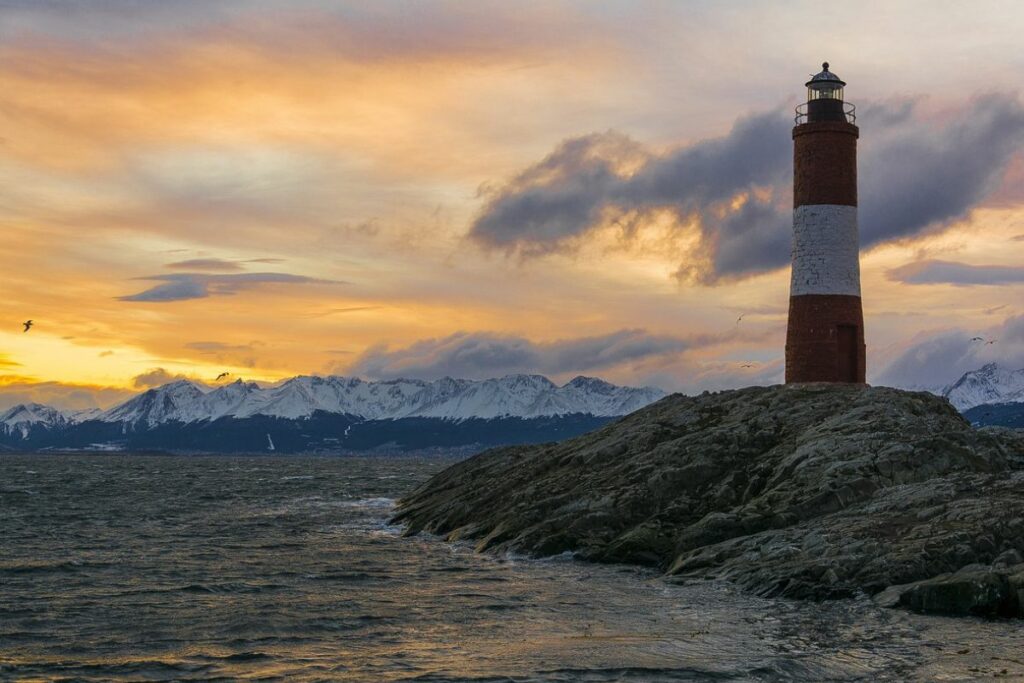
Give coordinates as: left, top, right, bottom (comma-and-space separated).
119, 272, 343, 302
469, 115, 792, 280
874, 314, 1024, 390
469, 95, 1024, 283
166, 258, 244, 272
184, 341, 257, 367
132, 368, 190, 389
887, 260, 1024, 286
860, 94, 1024, 246
185, 341, 253, 353
0, 378, 135, 412
1013, 234, 1024, 242
347, 329, 710, 381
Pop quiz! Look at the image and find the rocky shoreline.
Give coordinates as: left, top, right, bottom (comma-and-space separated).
393, 384, 1024, 617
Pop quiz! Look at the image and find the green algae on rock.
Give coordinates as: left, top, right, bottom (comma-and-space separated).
392, 384, 1024, 615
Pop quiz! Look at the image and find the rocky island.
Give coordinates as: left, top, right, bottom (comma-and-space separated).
394, 384, 1024, 618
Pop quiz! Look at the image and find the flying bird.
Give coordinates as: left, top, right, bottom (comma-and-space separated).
986, 339, 998, 345
22, 320, 32, 333
740, 362, 757, 368
970, 337, 985, 342
215, 372, 230, 381
736, 314, 746, 326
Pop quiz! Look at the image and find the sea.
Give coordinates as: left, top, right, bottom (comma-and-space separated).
2, 454, 1022, 682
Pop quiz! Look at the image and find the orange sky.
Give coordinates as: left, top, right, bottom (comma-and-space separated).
2, 1, 1024, 409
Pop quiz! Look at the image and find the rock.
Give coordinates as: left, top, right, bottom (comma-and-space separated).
879, 563, 1024, 617
994, 549, 1024, 567
393, 384, 1024, 613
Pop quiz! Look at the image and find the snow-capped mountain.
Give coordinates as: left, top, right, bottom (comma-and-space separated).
96, 374, 666, 427
0, 403, 69, 439
942, 363, 1024, 411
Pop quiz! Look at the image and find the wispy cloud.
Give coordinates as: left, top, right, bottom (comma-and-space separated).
0, 378, 136, 412
348, 328, 718, 381
874, 315, 1024, 390
119, 272, 344, 302
887, 260, 1024, 286
166, 258, 245, 272
185, 341, 254, 353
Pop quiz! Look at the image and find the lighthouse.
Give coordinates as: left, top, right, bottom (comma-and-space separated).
785, 62, 865, 384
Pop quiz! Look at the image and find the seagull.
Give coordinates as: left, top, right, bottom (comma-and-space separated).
740, 362, 757, 368
22, 320, 32, 333
215, 372, 230, 381
969, 337, 985, 342
986, 339, 998, 345
736, 314, 746, 326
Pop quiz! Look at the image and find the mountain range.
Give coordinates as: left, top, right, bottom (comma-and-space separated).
5, 363, 1021, 454
0, 374, 665, 454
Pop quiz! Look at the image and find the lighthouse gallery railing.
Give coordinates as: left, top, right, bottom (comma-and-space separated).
794, 102, 856, 125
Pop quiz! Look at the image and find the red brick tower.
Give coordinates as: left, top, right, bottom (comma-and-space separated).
785, 62, 866, 384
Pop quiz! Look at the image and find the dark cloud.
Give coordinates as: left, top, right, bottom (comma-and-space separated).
347, 329, 711, 381
470, 95, 1024, 283
469, 115, 791, 279
119, 272, 343, 302
1013, 234, 1024, 242
874, 315, 1024, 390
887, 259, 1024, 286
860, 94, 1024, 246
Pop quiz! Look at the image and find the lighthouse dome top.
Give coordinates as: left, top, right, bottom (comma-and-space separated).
806, 62, 846, 88
796, 61, 855, 124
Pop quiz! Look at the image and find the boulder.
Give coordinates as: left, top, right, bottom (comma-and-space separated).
874, 563, 1024, 617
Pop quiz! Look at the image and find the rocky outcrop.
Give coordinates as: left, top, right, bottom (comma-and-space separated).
393, 384, 1024, 615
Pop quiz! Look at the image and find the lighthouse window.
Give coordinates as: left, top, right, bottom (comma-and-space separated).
808, 86, 843, 101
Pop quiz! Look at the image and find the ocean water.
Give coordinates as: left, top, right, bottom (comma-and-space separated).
1, 454, 1022, 682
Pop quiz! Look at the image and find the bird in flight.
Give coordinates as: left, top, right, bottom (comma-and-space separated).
736, 314, 746, 326
740, 362, 757, 368
22, 320, 32, 333
986, 339, 998, 345
215, 372, 230, 381
969, 336, 984, 342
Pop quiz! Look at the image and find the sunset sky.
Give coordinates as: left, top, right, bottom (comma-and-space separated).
3, 0, 1024, 410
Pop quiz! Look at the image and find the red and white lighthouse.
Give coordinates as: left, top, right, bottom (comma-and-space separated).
785, 62, 866, 384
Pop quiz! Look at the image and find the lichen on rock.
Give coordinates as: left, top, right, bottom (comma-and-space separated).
392, 384, 1024, 616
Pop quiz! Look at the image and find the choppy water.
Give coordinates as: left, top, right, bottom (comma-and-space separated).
2, 454, 1022, 682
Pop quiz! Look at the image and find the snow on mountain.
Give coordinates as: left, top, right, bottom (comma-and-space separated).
92, 374, 666, 426
0, 403, 69, 438
100, 380, 208, 427
942, 363, 1024, 411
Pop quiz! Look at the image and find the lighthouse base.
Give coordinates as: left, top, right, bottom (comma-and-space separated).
785, 294, 865, 384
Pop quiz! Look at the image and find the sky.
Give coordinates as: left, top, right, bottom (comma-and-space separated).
3, 0, 1024, 410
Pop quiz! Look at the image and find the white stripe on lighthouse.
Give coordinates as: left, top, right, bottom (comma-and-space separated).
790, 204, 861, 297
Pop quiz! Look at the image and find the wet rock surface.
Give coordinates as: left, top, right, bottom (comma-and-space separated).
393, 384, 1024, 616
